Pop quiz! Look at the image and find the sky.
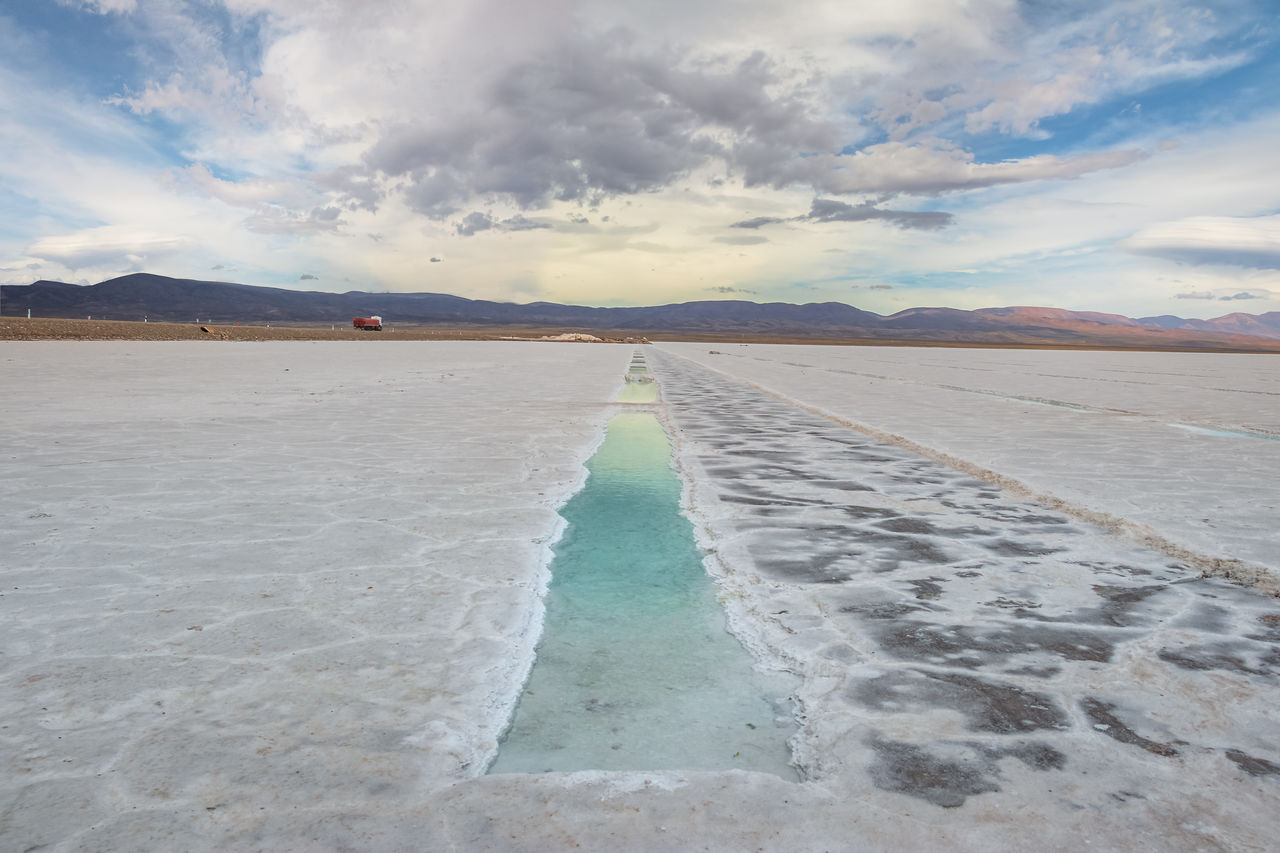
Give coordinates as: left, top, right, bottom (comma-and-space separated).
1, 0, 1278, 317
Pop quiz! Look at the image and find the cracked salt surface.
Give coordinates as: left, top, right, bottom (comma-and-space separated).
3, 341, 1279, 850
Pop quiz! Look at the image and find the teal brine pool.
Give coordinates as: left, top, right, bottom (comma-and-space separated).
489, 409, 797, 777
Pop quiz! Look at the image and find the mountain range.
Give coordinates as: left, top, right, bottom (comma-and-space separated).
3, 273, 1279, 349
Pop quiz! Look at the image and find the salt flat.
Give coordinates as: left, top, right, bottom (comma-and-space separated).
658, 342, 1280, 578
0, 342, 624, 849
3, 341, 1279, 851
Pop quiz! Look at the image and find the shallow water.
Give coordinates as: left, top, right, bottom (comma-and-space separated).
615, 379, 659, 403
489, 410, 797, 776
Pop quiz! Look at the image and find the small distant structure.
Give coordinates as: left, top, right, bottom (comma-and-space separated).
353, 315, 383, 331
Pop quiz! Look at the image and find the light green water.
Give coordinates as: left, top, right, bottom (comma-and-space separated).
615, 379, 658, 403
489, 408, 797, 777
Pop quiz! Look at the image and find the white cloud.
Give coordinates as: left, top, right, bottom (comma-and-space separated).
1119, 215, 1280, 269
792, 142, 1148, 196
26, 227, 194, 269
245, 205, 343, 235
59, 0, 137, 14
174, 163, 302, 208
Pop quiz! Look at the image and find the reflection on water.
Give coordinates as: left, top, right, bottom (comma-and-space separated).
490, 411, 797, 777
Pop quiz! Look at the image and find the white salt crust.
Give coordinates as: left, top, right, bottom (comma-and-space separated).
2, 340, 1278, 851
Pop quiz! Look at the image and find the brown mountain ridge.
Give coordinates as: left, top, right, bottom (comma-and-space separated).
2, 273, 1278, 350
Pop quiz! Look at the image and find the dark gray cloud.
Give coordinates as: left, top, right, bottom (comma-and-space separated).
315, 165, 382, 213
731, 216, 786, 229
299, 273, 319, 280
1221, 291, 1263, 300
355, 25, 1156, 220
503, 214, 552, 232
457, 212, 495, 237
429, 256, 442, 263
709, 285, 757, 294
714, 235, 769, 245
456, 211, 554, 237
805, 198, 953, 229
868, 284, 893, 290
731, 198, 952, 231
1176, 291, 1215, 299
366, 39, 834, 216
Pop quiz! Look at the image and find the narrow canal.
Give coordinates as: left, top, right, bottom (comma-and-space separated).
489, 354, 796, 777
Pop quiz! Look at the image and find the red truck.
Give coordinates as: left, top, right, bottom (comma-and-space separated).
353, 315, 383, 331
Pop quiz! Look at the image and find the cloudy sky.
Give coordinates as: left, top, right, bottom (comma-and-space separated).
2, 0, 1278, 316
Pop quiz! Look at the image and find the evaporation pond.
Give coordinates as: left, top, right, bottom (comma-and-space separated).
489, 411, 797, 777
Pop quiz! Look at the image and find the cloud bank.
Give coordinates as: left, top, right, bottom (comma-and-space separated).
1120, 215, 1280, 269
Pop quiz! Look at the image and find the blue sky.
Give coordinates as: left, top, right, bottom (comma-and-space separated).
1, 0, 1278, 317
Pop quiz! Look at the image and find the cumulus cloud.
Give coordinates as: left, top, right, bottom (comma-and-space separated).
299, 273, 318, 280
429, 256, 442, 263
1220, 291, 1264, 301
26, 227, 193, 269
366, 40, 829, 216
359, 24, 1152, 216
11, 0, 1272, 308
81, 0, 1237, 246
456, 212, 494, 237
1119, 215, 1280, 268
314, 166, 382, 213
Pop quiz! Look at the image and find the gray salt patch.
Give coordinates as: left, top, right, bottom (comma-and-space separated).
1225, 749, 1280, 777
1157, 643, 1280, 677
867, 737, 1001, 808
852, 670, 1068, 734
1080, 698, 1179, 757
877, 621, 1115, 666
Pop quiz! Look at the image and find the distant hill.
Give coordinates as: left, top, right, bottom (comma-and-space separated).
1137, 310, 1280, 339
3, 273, 1279, 349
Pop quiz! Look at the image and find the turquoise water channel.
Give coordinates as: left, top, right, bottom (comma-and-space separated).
489, 367, 796, 777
